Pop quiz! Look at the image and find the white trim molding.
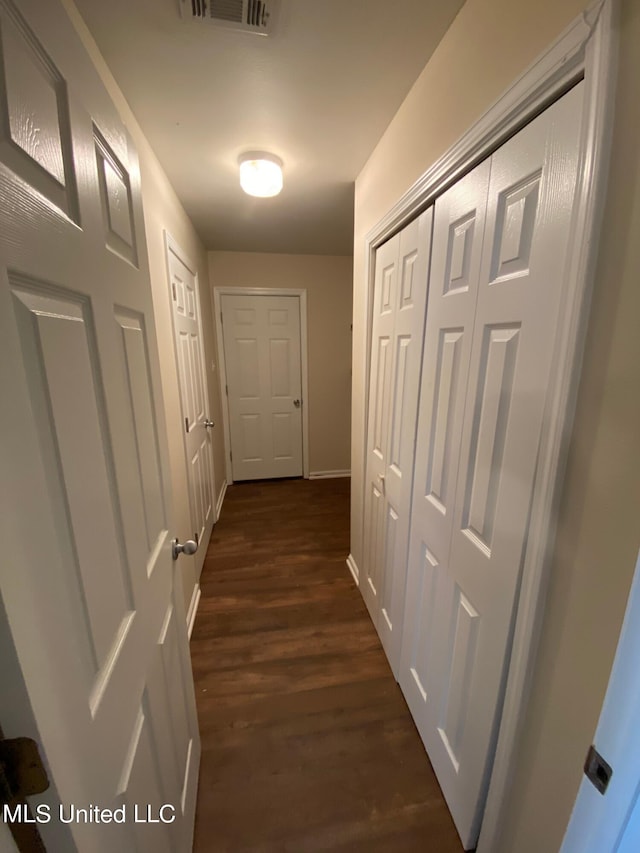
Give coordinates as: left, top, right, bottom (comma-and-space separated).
355, 2, 618, 852
213, 286, 310, 484
186, 584, 201, 640
346, 554, 360, 586
215, 478, 227, 521
309, 470, 351, 480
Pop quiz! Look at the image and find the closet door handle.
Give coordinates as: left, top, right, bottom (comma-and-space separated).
378, 473, 385, 494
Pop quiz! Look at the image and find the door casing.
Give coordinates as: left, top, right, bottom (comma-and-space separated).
351, 2, 618, 851
213, 287, 310, 483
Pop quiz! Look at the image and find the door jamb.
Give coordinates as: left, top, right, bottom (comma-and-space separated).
213, 287, 310, 483
356, 2, 618, 850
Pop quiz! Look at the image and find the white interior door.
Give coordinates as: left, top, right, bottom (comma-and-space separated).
0, 1, 200, 850
168, 242, 216, 573
363, 209, 432, 675
399, 83, 585, 849
221, 292, 303, 481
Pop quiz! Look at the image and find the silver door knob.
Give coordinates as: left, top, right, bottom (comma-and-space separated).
204, 419, 215, 429
293, 399, 301, 408
172, 538, 198, 560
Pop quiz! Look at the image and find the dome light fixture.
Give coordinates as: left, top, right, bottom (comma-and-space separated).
238, 152, 283, 198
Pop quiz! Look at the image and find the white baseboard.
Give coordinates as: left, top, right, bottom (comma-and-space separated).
186, 584, 201, 640
346, 553, 359, 586
309, 470, 351, 480
215, 479, 227, 520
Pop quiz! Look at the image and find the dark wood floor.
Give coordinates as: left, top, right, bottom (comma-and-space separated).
191, 478, 463, 852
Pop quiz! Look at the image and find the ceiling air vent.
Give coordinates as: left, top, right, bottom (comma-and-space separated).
180, 0, 276, 35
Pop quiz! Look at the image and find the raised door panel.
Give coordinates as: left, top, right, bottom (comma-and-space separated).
425, 328, 464, 514
379, 503, 399, 632
365, 481, 386, 600
272, 412, 295, 461
239, 414, 262, 462
372, 335, 393, 463
115, 309, 167, 561
177, 329, 196, 429
156, 604, 199, 818
269, 338, 292, 398
461, 324, 520, 556
117, 703, 173, 852
0, 2, 78, 218
404, 545, 439, 707
190, 332, 205, 424
235, 338, 260, 399
189, 439, 206, 543
11, 284, 135, 704
95, 128, 137, 265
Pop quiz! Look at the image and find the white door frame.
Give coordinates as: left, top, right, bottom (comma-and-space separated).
213, 287, 310, 483
164, 231, 218, 533
354, 2, 618, 850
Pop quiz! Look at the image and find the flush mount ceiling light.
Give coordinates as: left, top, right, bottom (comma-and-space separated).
238, 152, 283, 198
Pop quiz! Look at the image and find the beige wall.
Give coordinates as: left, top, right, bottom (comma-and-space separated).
209, 251, 353, 476
352, 0, 640, 851
64, 0, 223, 615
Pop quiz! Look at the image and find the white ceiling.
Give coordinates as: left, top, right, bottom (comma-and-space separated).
74, 0, 465, 255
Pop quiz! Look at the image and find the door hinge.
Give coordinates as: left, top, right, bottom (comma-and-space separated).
225, 384, 228, 396
220, 311, 223, 324
172, 282, 177, 301
185, 417, 189, 433
230, 450, 233, 462
0, 737, 49, 804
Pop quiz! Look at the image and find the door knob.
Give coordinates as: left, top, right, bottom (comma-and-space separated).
172, 538, 198, 560
204, 418, 215, 429
293, 399, 301, 408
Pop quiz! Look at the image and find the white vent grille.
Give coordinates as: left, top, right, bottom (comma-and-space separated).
181, 0, 276, 34
209, 1, 243, 23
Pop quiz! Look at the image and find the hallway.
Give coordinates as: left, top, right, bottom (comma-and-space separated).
190, 478, 463, 852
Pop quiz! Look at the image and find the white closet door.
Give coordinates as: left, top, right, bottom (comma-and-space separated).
399, 158, 490, 747
0, 1, 200, 850
400, 82, 585, 849
363, 209, 432, 674
221, 293, 303, 481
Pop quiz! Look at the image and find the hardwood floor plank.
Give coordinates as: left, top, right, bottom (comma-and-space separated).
191, 478, 463, 852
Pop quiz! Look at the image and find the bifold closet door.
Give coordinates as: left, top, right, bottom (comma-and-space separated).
399, 82, 585, 849
363, 208, 432, 675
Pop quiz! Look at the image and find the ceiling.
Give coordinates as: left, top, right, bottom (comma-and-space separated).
74, 0, 465, 255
